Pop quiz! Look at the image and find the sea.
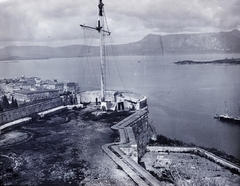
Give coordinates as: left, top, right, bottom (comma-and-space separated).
1, 53, 240, 159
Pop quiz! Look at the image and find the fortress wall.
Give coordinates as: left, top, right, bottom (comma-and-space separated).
114, 110, 153, 162
0, 98, 62, 125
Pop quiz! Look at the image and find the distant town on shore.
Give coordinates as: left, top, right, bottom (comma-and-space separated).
0, 76, 79, 111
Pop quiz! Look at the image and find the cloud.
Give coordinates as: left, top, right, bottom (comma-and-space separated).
0, 0, 239, 46
110, 0, 240, 34
0, 0, 95, 42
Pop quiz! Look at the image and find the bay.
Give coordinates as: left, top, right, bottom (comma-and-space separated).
1, 53, 240, 159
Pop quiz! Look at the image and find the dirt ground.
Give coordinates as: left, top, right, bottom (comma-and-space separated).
0, 107, 136, 186
141, 151, 240, 186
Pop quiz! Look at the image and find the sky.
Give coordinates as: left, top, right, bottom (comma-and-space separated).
0, 0, 240, 47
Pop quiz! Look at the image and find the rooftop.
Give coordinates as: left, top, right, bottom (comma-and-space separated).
14, 89, 58, 95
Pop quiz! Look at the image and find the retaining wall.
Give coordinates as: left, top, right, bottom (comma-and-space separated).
0, 98, 62, 125
147, 146, 240, 174
112, 110, 153, 162
102, 110, 161, 185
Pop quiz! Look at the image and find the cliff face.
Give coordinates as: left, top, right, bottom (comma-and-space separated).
0, 29, 240, 60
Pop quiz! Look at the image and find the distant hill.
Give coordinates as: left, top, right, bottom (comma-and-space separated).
114, 29, 240, 55
0, 29, 240, 60
0, 45, 99, 61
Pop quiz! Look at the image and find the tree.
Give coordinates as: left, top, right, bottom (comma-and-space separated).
0, 104, 3, 112
10, 96, 15, 108
2, 95, 9, 109
14, 99, 18, 107
10, 96, 18, 108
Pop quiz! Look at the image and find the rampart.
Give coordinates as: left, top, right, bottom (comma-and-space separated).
102, 110, 161, 185
0, 98, 62, 125
112, 110, 153, 162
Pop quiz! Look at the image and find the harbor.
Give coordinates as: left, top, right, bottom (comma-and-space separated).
1, 0, 240, 185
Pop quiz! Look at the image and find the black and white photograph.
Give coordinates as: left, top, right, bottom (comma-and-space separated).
0, 0, 240, 185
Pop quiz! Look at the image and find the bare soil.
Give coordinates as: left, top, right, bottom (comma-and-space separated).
141, 152, 240, 186
0, 107, 135, 186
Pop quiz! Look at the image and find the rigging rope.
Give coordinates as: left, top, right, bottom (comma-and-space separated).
103, 11, 127, 93
81, 27, 99, 89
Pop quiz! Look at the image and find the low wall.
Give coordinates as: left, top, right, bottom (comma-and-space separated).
147, 146, 240, 174
0, 98, 62, 125
0, 117, 32, 133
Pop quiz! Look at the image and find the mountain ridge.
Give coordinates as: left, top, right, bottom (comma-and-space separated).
0, 29, 240, 61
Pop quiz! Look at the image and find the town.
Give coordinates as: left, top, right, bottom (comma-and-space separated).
0, 76, 80, 111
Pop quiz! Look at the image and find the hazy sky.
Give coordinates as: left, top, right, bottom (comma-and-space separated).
0, 0, 239, 47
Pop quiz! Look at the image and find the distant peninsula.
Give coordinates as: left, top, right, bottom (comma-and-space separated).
174, 58, 240, 65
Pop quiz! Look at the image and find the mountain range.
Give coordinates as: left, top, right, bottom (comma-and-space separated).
0, 29, 240, 61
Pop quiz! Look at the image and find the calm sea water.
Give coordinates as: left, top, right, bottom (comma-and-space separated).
1, 53, 240, 159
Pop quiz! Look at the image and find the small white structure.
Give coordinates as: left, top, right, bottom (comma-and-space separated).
79, 90, 147, 111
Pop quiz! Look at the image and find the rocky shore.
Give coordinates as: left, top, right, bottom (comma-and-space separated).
0, 106, 135, 186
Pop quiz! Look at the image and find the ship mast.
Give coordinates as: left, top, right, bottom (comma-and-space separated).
80, 0, 111, 103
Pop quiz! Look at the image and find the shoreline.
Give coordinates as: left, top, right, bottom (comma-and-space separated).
174, 57, 240, 65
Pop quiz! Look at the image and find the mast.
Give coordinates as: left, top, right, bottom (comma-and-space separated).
80, 0, 110, 103
99, 0, 105, 102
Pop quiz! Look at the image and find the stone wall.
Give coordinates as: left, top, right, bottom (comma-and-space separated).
79, 90, 121, 103
0, 98, 62, 125
129, 111, 151, 160
147, 146, 240, 174
113, 110, 153, 162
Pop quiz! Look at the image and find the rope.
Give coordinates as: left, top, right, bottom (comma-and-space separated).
80, 27, 99, 89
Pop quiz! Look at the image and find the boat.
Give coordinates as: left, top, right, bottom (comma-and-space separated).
214, 114, 240, 123
79, 0, 147, 111
214, 102, 240, 123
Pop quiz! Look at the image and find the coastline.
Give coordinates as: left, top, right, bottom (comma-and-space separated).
174, 58, 240, 65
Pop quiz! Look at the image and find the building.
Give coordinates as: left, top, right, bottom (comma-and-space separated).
43, 82, 64, 93
63, 82, 80, 93
13, 89, 59, 103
